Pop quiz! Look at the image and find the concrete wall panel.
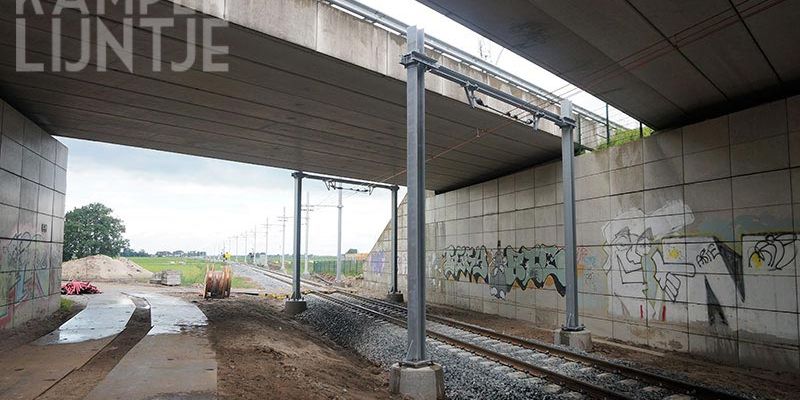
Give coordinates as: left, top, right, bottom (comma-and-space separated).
0, 100, 66, 331
683, 115, 728, 154
684, 147, 730, 183
731, 134, 790, 176
364, 96, 800, 372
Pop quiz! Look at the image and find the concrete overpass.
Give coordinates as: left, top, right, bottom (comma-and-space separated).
1, 0, 610, 193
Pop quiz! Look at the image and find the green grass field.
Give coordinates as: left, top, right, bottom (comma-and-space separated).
128, 257, 257, 288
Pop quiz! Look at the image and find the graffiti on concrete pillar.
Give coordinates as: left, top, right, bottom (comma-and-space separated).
430, 194, 798, 335
651, 248, 695, 302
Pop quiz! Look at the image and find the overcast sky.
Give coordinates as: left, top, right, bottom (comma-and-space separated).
62, 0, 637, 256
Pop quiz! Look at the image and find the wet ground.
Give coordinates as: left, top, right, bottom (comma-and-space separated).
0, 285, 216, 400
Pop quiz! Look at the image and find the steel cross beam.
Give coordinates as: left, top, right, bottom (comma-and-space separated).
400, 26, 584, 359
400, 51, 576, 129
294, 171, 398, 191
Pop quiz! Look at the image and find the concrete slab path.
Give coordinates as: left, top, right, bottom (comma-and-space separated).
85, 292, 217, 400
0, 292, 136, 400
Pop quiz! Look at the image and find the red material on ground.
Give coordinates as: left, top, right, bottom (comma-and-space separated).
61, 281, 102, 295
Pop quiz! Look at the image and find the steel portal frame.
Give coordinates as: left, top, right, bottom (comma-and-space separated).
289, 171, 401, 301
400, 26, 582, 366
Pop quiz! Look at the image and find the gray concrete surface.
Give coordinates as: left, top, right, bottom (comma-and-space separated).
0, 0, 607, 192
418, 0, 800, 130
285, 299, 308, 315
389, 363, 445, 400
364, 95, 800, 372
0, 291, 134, 399
85, 292, 216, 400
554, 329, 593, 352
0, 99, 67, 331
35, 293, 135, 345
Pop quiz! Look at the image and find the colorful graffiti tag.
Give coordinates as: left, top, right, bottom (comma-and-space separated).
439, 244, 566, 299
437, 200, 798, 328
0, 232, 45, 329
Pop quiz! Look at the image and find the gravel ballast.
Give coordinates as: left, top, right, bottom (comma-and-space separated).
298, 296, 583, 400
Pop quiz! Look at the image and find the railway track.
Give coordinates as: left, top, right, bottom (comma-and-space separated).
243, 266, 742, 399
245, 264, 332, 291
313, 291, 744, 400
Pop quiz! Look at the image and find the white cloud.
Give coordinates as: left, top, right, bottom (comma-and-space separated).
62, 138, 398, 256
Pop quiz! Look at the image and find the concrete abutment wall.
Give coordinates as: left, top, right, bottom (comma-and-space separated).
0, 100, 67, 330
364, 95, 800, 372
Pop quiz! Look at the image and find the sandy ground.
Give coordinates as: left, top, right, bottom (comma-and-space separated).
62, 255, 153, 281
189, 294, 402, 400
425, 302, 800, 400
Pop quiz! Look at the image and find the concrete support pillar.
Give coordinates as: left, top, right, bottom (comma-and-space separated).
387, 185, 403, 302
390, 25, 444, 400
286, 171, 306, 315
555, 100, 591, 351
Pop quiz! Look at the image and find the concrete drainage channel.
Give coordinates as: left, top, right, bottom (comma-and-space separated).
246, 266, 745, 399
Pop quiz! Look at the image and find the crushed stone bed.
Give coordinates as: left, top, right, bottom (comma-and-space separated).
298, 296, 587, 400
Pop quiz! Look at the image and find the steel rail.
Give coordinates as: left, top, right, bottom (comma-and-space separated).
247, 265, 332, 291
335, 292, 744, 400
313, 291, 632, 400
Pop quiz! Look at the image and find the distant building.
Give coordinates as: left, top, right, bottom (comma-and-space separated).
172, 250, 185, 257
155, 251, 171, 257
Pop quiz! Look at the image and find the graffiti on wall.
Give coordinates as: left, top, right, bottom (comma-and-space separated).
436, 199, 798, 328
600, 200, 796, 325
0, 232, 45, 329
367, 250, 385, 275
439, 244, 567, 300
748, 233, 796, 271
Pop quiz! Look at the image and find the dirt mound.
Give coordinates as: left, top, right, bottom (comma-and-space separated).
62, 255, 154, 282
